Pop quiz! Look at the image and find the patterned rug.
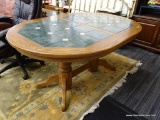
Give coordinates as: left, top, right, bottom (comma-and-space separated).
0, 52, 142, 120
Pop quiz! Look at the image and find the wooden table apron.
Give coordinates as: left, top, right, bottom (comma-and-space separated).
6, 13, 142, 111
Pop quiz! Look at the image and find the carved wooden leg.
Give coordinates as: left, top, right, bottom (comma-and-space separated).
88, 58, 116, 72
99, 59, 116, 71
59, 62, 72, 111
88, 59, 99, 72
37, 73, 59, 88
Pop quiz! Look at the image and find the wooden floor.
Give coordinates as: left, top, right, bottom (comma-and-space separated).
84, 44, 160, 120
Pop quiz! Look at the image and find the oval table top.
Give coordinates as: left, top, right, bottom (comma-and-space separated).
6, 12, 142, 62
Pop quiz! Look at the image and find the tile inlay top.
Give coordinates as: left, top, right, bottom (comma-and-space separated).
19, 13, 132, 48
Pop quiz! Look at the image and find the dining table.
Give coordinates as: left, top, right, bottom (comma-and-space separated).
6, 11, 142, 111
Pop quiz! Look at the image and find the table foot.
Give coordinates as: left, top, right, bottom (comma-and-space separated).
37, 73, 59, 88
61, 78, 67, 111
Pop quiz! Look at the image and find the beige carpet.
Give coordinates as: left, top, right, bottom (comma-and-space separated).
0, 52, 142, 120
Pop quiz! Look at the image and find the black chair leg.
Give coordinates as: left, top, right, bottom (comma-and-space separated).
0, 50, 44, 80
0, 61, 18, 73
0, 60, 29, 80
0, 52, 29, 80
17, 61, 29, 80
23, 58, 45, 65
15, 51, 29, 80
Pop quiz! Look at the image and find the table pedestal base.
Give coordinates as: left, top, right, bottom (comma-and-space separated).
37, 58, 116, 111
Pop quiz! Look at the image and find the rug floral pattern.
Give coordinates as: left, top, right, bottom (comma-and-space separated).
0, 53, 140, 120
